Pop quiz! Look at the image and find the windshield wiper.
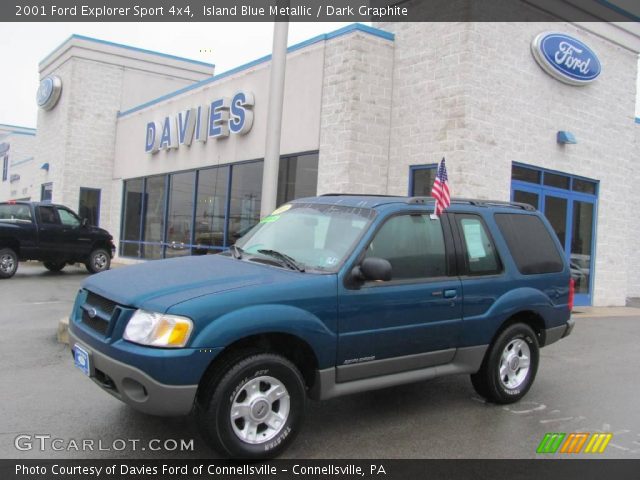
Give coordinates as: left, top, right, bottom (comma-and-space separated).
257, 249, 305, 272
231, 244, 244, 259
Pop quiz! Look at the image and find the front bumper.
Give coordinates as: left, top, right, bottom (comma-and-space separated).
69, 329, 198, 416
543, 318, 575, 347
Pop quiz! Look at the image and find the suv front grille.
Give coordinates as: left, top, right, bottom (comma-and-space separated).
80, 290, 121, 337
85, 292, 117, 316
82, 309, 109, 335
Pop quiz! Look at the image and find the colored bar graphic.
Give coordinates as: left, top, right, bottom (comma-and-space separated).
584, 433, 613, 453
537, 432, 613, 454
560, 433, 589, 453
537, 433, 566, 453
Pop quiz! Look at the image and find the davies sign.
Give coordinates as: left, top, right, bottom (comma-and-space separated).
531, 32, 601, 86
145, 91, 254, 154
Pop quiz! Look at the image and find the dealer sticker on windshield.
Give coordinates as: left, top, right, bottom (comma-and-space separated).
74, 344, 91, 376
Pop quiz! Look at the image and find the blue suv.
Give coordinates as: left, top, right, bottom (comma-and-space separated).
68, 195, 574, 458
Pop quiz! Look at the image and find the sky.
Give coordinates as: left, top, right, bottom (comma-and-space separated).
0, 22, 353, 128
0, 22, 638, 129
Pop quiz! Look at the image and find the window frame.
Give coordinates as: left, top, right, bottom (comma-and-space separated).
348, 209, 457, 289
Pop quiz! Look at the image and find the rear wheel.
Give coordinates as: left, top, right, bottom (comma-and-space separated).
470, 323, 539, 404
0, 248, 18, 279
85, 249, 110, 274
196, 353, 306, 459
43, 261, 66, 272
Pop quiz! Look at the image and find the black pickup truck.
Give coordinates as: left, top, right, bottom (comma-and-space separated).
0, 201, 115, 279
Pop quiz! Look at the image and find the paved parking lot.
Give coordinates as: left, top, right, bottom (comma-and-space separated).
1, 262, 639, 459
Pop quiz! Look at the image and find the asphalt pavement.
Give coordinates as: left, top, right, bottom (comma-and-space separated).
1, 262, 639, 459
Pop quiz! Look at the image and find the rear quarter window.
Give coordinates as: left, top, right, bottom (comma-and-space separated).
494, 213, 564, 275
0, 204, 32, 222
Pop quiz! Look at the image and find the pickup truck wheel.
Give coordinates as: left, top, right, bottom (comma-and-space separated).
197, 353, 306, 459
0, 248, 18, 279
470, 323, 539, 404
86, 249, 110, 274
43, 261, 66, 272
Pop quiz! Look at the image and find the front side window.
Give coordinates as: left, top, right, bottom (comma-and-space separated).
236, 203, 375, 271
365, 214, 447, 280
57, 208, 81, 228
58, 208, 81, 228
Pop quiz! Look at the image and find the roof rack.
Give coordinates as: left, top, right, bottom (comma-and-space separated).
320, 193, 401, 198
407, 197, 535, 211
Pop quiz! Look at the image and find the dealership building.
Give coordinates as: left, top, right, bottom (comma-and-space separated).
1, 16, 639, 306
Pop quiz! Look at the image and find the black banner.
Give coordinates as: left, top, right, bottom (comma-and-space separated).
2, 459, 640, 480
2, 0, 639, 22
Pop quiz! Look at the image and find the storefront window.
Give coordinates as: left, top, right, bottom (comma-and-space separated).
228, 162, 263, 244
119, 152, 318, 259
194, 167, 229, 253
121, 179, 143, 257
165, 172, 195, 258
543, 172, 570, 190
142, 175, 167, 259
277, 153, 319, 205
512, 165, 541, 184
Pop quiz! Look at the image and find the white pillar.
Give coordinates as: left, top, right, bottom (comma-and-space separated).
260, 21, 289, 218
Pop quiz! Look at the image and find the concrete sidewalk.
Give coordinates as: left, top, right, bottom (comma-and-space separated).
572, 306, 640, 317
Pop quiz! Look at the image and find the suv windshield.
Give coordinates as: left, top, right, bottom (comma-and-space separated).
235, 203, 375, 272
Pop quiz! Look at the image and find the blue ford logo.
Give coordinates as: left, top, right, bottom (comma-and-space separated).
531, 32, 601, 86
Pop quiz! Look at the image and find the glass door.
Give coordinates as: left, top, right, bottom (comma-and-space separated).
511, 167, 598, 306
569, 197, 596, 305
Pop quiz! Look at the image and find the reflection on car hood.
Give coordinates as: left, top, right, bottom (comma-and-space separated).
82, 254, 297, 311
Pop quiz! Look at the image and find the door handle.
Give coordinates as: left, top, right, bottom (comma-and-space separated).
443, 289, 457, 299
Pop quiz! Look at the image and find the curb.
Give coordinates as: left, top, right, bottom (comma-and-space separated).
57, 316, 69, 345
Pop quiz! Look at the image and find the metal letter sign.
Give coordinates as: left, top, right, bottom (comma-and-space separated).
145, 91, 254, 154
531, 32, 601, 86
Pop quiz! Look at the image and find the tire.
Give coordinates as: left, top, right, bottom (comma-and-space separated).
470, 323, 539, 404
0, 248, 18, 279
43, 261, 66, 272
85, 249, 111, 274
196, 353, 306, 459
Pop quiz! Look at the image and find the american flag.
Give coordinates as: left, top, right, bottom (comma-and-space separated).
431, 158, 450, 216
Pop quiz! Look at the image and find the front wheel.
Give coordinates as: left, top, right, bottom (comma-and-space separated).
0, 248, 18, 279
470, 323, 539, 404
85, 248, 111, 274
197, 353, 306, 459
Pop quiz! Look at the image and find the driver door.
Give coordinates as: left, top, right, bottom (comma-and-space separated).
336, 212, 462, 382
55, 206, 92, 258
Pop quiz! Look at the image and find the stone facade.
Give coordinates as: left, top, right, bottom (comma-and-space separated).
317, 30, 395, 195
0, 126, 38, 201
373, 22, 639, 306
35, 36, 213, 228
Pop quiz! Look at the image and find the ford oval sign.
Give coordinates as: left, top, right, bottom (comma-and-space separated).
531, 32, 601, 86
36, 75, 63, 110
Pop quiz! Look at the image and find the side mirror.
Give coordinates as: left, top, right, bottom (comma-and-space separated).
81, 218, 89, 228
352, 257, 392, 282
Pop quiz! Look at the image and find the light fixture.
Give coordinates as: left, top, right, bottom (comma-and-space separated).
557, 131, 577, 144
40, 163, 50, 171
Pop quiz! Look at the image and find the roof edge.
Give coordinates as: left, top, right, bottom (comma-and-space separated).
117, 23, 393, 119
39, 33, 215, 70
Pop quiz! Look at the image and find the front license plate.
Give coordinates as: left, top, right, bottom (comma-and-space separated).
74, 344, 91, 376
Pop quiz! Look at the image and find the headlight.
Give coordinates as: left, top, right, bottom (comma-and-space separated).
123, 310, 193, 348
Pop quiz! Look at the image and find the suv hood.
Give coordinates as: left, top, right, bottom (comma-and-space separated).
82, 254, 298, 311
